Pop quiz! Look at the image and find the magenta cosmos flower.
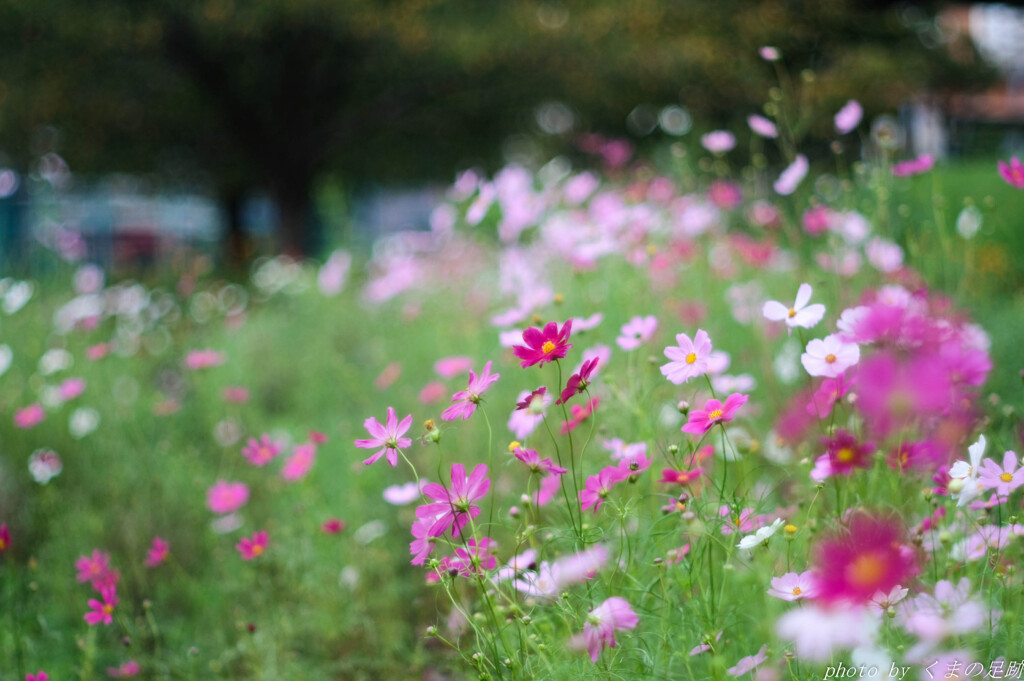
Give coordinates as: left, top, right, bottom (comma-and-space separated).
512, 446, 567, 476
76, 550, 119, 590
144, 537, 169, 568
441, 360, 500, 421
661, 329, 712, 384
824, 430, 874, 475
281, 442, 316, 481
580, 596, 639, 662
0, 523, 9, 553
355, 406, 413, 466
763, 283, 825, 332
513, 320, 573, 368
557, 357, 599, 405
812, 513, 918, 604
27, 672, 49, 681
14, 403, 45, 429
84, 585, 118, 626
107, 660, 141, 678
580, 466, 629, 514
241, 434, 282, 467
416, 463, 490, 538
978, 450, 1024, 496
206, 480, 250, 514
237, 530, 269, 560
998, 157, 1024, 189
681, 393, 748, 435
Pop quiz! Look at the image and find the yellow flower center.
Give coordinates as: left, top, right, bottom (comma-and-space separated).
103, 604, 113, 614
685, 352, 697, 364
837, 448, 855, 463
1000, 472, 1013, 483
508, 441, 521, 452
788, 308, 797, 318
784, 524, 797, 535
0, 539, 6, 550
541, 340, 556, 354
252, 544, 264, 556
708, 409, 723, 420
791, 586, 802, 596
846, 552, 886, 589
825, 354, 837, 364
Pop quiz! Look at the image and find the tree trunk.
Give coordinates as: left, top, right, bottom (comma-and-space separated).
274, 183, 310, 257
222, 187, 248, 267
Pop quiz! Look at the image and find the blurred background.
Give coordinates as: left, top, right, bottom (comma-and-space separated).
1, 0, 1023, 270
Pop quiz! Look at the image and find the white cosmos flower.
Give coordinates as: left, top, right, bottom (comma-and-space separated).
763, 283, 826, 332
737, 518, 784, 550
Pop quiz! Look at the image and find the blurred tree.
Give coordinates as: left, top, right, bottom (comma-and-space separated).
0, 0, 990, 256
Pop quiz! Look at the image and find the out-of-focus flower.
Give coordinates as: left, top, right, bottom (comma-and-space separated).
998, 157, 1024, 189
763, 283, 825, 332
207, 480, 250, 514
768, 571, 819, 601
237, 530, 268, 560
28, 449, 62, 484
835, 100, 863, 135
701, 131, 736, 154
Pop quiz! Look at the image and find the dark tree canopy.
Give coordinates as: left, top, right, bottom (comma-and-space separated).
0, 0, 989, 255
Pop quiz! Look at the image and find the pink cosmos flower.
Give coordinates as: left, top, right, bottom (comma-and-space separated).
513, 320, 573, 368
373, 361, 401, 390
241, 434, 283, 467
801, 335, 860, 378
998, 157, 1024, 189
0, 523, 9, 553
107, 660, 140, 678
508, 387, 551, 439
560, 397, 599, 434
144, 537, 169, 568
28, 449, 62, 484
434, 356, 473, 379
708, 180, 742, 209
977, 450, 1024, 496
436, 537, 498, 578
776, 604, 875, 663
891, 154, 935, 177
533, 473, 561, 507
774, 154, 808, 195
512, 446, 567, 476
418, 380, 446, 404
681, 393, 748, 435
580, 466, 629, 514
76, 550, 118, 590
416, 463, 490, 538
807, 374, 852, 418
701, 131, 736, 154
84, 585, 118, 626
206, 480, 250, 514
321, 518, 345, 534
763, 283, 825, 332
661, 329, 712, 384
659, 468, 703, 485
59, 377, 86, 401
409, 516, 436, 566
27, 672, 49, 681
237, 530, 269, 560
812, 513, 918, 604
747, 114, 778, 138
802, 205, 832, 236
281, 442, 316, 481
355, 406, 413, 467
689, 631, 723, 656
897, 578, 986, 642
727, 644, 767, 677
383, 480, 426, 505
184, 349, 224, 370
616, 316, 658, 351
825, 430, 874, 475
87, 343, 110, 360
768, 571, 820, 601
441, 361, 500, 421
579, 597, 639, 662
222, 387, 250, 404
14, 404, 45, 429
834, 100, 863, 134
759, 45, 780, 60
557, 357, 599, 405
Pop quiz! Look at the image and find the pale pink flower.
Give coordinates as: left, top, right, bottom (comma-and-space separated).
801, 335, 860, 378
14, 404, 45, 429
727, 645, 768, 677
759, 46, 780, 61
373, 361, 401, 390
834, 100, 863, 135
58, 377, 86, 401
776, 604, 876, 662
977, 450, 1024, 496
383, 480, 426, 505
661, 329, 712, 384
774, 155, 808, 195
107, 660, 140, 678
434, 356, 473, 379
897, 578, 986, 641
241, 434, 282, 467
763, 283, 825, 332
441, 361, 500, 421
184, 349, 224, 370
865, 237, 904, 273
580, 597, 639, 662
418, 381, 446, 404
702, 131, 736, 154
206, 480, 250, 514
281, 442, 316, 481
355, 406, 413, 467
616, 315, 658, 351
747, 115, 778, 138
767, 571, 819, 601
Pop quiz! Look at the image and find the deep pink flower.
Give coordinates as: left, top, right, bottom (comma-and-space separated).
513, 320, 573, 368
76, 550, 117, 589
84, 585, 118, 626
409, 516, 436, 566
184, 349, 224, 370
533, 473, 561, 507
437, 537, 498, 578
616, 315, 658, 351
807, 374, 852, 418
416, 463, 490, 538
681, 393, 748, 435
580, 466, 629, 514
812, 513, 918, 604
107, 660, 140, 678
355, 406, 413, 467
998, 157, 1024, 189
27, 672, 49, 681
557, 358, 599, 405
281, 442, 316, 481
0, 523, 9, 552
560, 397, 599, 434
891, 154, 934, 177
144, 537, 169, 568
802, 205, 833, 236
978, 451, 1024, 496
59, 378, 86, 401
206, 480, 250, 514
241, 434, 282, 467
512, 446, 567, 476
658, 468, 703, 485
708, 180, 742, 209
515, 386, 547, 410
441, 361, 500, 421
660, 329, 712, 384
237, 530, 268, 560
321, 518, 345, 534
14, 404, 45, 429
824, 430, 874, 475
580, 597, 639, 662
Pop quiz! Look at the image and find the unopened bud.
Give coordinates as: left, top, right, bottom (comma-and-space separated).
668, 444, 679, 455
509, 506, 520, 519
677, 400, 690, 415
